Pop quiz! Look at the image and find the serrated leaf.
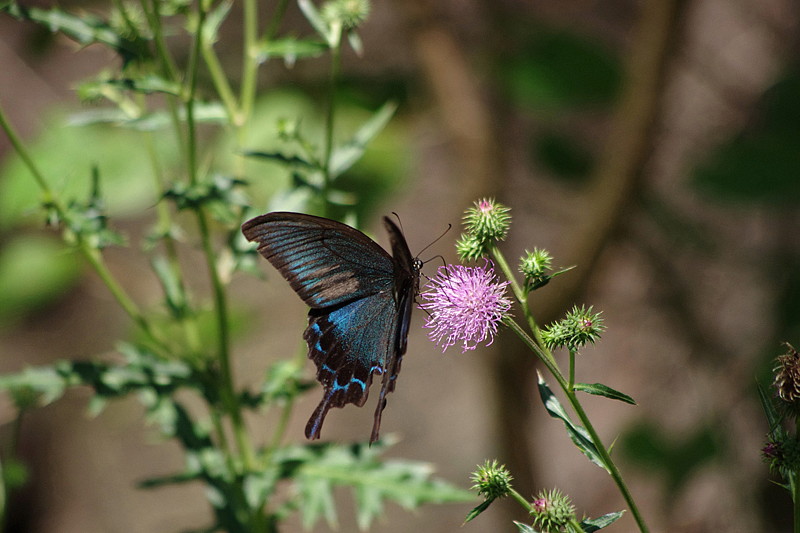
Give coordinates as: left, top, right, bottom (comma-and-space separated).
537, 371, 608, 472
278, 441, 472, 530
580, 511, 625, 531
330, 101, 398, 178
574, 383, 636, 405
463, 498, 493, 524
2, 2, 149, 63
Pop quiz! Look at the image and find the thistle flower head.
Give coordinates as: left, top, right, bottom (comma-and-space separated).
541, 305, 605, 353
530, 488, 576, 533
419, 261, 512, 353
470, 460, 513, 501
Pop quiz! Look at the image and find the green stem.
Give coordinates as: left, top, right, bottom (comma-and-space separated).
321, 23, 343, 216
184, 1, 256, 472
202, 43, 240, 125
508, 487, 533, 514
264, 0, 290, 40
793, 471, 800, 533
490, 246, 539, 337
503, 317, 649, 533
239, 0, 258, 126
568, 349, 576, 392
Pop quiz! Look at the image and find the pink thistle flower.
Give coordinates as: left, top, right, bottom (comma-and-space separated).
419, 261, 512, 352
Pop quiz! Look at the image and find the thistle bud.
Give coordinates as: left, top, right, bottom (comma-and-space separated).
530, 488, 577, 533
470, 459, 513, 501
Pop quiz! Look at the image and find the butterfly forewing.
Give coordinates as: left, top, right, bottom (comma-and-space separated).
242, 212, 418, 443
242, 212, 396, 308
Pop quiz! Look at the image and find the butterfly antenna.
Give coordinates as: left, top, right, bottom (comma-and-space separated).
417, 224, 452, 259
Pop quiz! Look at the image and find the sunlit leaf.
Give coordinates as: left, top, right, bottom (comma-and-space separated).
580, 511, 625, 531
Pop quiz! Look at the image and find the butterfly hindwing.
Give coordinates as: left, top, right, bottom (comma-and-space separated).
303, 290, 399, 440
242, 212, 418, 443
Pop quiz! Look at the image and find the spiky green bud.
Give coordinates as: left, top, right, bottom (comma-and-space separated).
470, 459, 513, 501
463, 198, 511, 243
541, 305, 605, 352
530, 488, 576, 533
520, 248, 553, 291
456, 233, 488, 262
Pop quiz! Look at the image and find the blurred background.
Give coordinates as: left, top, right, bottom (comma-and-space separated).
1, 0, 799, 531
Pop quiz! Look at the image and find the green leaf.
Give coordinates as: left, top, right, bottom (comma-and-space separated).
1, 2, 149, 64
574, 383, 636, 405
276, 441, 472, 530
537, 371, 608, 472
297, 0, 332, 44
330, 101, 398, 178
580, 511, 625, 531
0, 365, 67, 408
347, 30, 364, 56
67, 100, 228, 130
199, 0, 232, 45
79, 75, 181, 97
243, 151, 317, 169
463, 499, 493, 524
514, 522, 539, 533
757, 381, 782, 434
256, 37, 328, 67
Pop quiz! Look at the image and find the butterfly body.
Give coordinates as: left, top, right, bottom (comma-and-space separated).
241, 212, 419, 443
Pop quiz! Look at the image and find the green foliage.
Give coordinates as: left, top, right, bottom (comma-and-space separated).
498, 28, 621, 111
619, 420, 721, 495
692, 70, 800, 205
0, 0, 460, 531
0, 235, 82, 326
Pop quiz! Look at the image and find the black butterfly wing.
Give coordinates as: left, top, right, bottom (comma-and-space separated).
242, 212, 396, 308
303, 288, 400, 441
241, 212, 417, 443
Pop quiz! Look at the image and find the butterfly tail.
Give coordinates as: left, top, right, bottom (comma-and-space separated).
370, 383, 388, 444
306, 388, 335, 440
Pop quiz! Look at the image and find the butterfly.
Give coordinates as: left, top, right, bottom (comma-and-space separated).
241, 211, 420, 443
